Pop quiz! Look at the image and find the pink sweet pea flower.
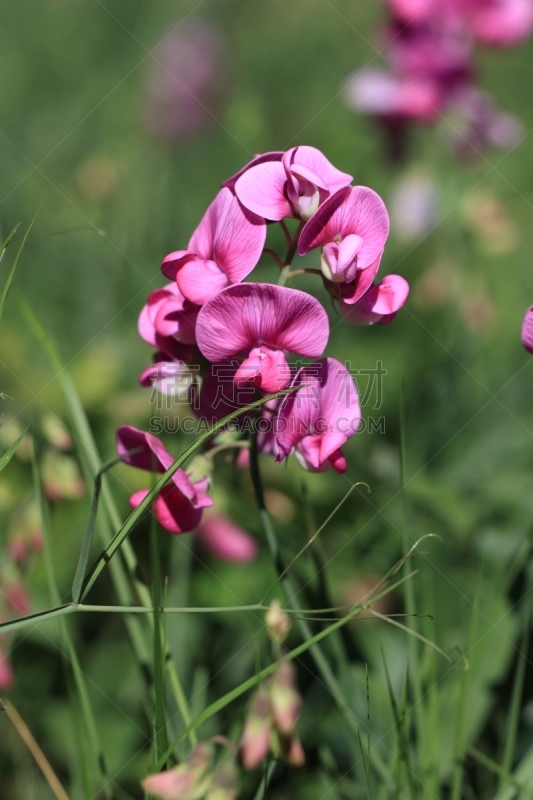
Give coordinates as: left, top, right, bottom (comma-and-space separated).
276, 358, 360, 474
386, 0, 441, 22
344, 68, 443, 123
195, 284, 330, 394
298, 186, 390, 289
140, 358, 198, 400
116, 425, 213, 534
234, 146, 352, 222
195, 514, 259, 561
521, 306, 533, 353
466, 0, 533, 46
139, 283, 199, 359
161, 188, 266, 305
340, 275, 410, 325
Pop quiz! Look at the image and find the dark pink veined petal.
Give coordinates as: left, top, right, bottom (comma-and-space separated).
234, 347, 291, 393
176, 258, 230, 305
342, 275, 410, 325
129, 485, 203, 534
138, 284, 184, 347
222, 151, 285, 191
339, 256, 382, 305
196, 283, 330, 362
276, 358, 360, 470
291, 146, 352, 196
521, 306, 533, 353
194, 360, 256, 423
195, 514, 259, 561
299, 186, 390, 271
234, 161, 293, 221
188, 187, 266, 284
154, 292, 199, 345
116, 425, 173, 473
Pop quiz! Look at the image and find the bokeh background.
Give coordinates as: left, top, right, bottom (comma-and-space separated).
2, 1, 533, 798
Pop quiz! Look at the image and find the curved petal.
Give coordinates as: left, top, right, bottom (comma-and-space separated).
153, 484, 203, 534
342, 275, 410, 325
154, 294, 199, 345
188, 187, 266, 285
522, 306, 533, 353
196, 284, 330, 362
299, 186, 390, 270
161, 250, 194, 281
138, 285, 181, 347
116, 425, 173, 473
176, 258, 230, 305
222, 151, 284, 191
339, 256, 382, 305
235, 161, 293, 220
292, 145, 352, 195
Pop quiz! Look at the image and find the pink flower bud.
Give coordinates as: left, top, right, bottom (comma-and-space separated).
5, 577, 30, 616
195, 515, 258, 563
241, 689, 272, 770
0, 648, 14, 691
207, 756, 240, 800
142, 742, 213, 800
270, 662, 302, 736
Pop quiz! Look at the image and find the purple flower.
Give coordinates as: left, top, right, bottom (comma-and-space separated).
234, 146, 352, 221
195, 284, 330, 394
521, 306, 533, 353
340, 275, 410, 325
276, 358, 360, 474
138, 283, 200, 358
161, 188, 266, 305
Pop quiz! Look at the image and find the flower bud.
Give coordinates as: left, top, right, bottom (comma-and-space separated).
265, 599, 291, 644
269, 662, 301, 735
241, 688, 272, 770
141, 742, 214, 800
206, 756, 239, 800
0, 647, 14, 691
41, 414, 73, 451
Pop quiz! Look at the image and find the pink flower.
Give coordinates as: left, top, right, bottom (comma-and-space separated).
116, 425, 213, 534
521, 306, 533, 353
4, 578, 31, 616
139, 283, 199, 357
140, 358, 197, 400
195, 284, 330, 394
340, 275, 410, 325
0, 647, 14, 691
386, 0, 441, 22
344, 68, 442, 123
276, 358, 360, 474
161, 188, 266, 305
451, 85, 523, 157
466, 0, 533, 46
298, 186, 390, 289
234, 146, 352, 221
195, 514, 259, 561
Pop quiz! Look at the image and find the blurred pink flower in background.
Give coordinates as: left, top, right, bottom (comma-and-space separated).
0, 645, 14, 691
195, 514, 259, 562
142, 20, 224, 141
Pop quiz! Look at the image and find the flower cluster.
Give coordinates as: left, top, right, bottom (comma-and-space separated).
117, 146, 409, 535
142, 661, 304, 799
344, 0, 532, 157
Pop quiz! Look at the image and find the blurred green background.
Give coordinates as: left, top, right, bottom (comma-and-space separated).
2, 1, 533, 798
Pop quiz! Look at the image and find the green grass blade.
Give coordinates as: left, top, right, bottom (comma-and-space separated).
499, 607, 529, 788
0, 215, 37, 323
150, 516, 168, 761
0, 428, 28, 472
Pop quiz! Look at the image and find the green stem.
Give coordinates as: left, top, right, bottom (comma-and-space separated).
151, 521, 168, 761
278, 221, 304, 286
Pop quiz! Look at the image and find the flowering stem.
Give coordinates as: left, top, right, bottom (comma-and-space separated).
278, 221, 304, 286
284, 268, 322, 279
279, 219, 292, 247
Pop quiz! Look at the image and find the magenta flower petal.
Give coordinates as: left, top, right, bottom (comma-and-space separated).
277, 358, 360, 473
299, 186, 390, 272
342, 274, 410, 325
196, 514, 259, 561
222, 151, 285, 191
470, 0, 533, 46
291, 145, 352, 196
188, 187, 266, 283
161, 250, 191, 281
521, 306, 533, 353
235, 161, 293, 221
176, 258, 231, 304
196, 283, 330, 363
116, 425, 173, 473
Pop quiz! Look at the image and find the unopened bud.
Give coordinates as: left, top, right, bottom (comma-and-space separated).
42, 451, 85, 501
270, 661, 301, 735
141, 742, 213, 800
241, 688, 272, 770
41, 414, 73, 451
265, 599, 291, 644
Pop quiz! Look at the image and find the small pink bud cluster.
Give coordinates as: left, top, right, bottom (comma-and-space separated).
142, 742, 239, 800
142, 663, 304, 798
241, 661, 304, 770
344, 0, 531, 157
0, 563, 32, 691
118, 147, 409, 536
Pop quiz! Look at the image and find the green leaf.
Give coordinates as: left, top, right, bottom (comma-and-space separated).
0, 428, 27, 472
0, 215, 37, 324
